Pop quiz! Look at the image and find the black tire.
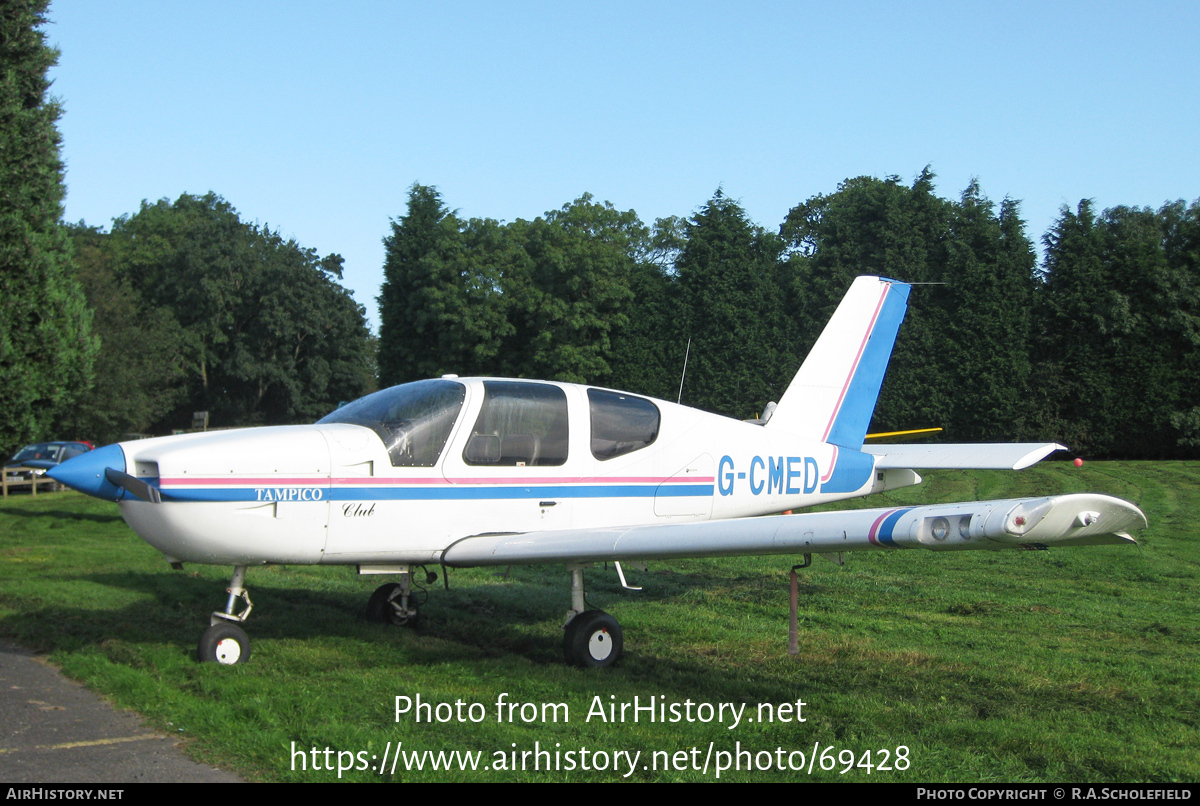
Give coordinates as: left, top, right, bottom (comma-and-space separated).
197, 623, 251, 664
562, 614, 582, 663
365, 583, 419, 627
564, 610, 622, 668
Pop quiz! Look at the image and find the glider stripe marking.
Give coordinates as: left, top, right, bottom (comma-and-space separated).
161, 476, 714, 487
867, 507, 913, 547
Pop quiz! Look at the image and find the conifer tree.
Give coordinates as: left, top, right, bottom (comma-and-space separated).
0, 1, 96, 455
676, 191, 785, 417
1032, 201, 1115, 454
940, 184, 1035, 441
377, 185, 511, 386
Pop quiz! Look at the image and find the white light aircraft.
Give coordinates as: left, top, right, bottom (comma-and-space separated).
48, 276, 1147, 668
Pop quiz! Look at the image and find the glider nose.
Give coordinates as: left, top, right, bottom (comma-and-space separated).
46, 443, 126, 501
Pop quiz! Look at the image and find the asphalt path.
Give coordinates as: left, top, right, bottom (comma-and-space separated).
0, 643, 240, 783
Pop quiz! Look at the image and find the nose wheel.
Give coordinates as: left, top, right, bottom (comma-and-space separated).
197, 565, 253, 664
198, 623, 251, 664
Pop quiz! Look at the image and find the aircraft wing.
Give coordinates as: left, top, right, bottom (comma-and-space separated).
440, 493, 1145, 567
863, 442, 1066, 470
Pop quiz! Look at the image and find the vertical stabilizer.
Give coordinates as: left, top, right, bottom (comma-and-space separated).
766, 276, 910, 448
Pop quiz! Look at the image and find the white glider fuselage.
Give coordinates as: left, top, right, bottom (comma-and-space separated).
114, 387, 900, 567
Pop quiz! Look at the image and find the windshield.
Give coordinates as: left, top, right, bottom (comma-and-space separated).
11, 443, 62, 463
318, 380, 466, 467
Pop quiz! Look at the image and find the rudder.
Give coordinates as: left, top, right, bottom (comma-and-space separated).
765, 276, 910, 448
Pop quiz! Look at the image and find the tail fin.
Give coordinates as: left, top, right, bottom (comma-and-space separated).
765, 276, 910, 448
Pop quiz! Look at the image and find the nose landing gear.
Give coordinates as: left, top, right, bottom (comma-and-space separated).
197, 565, 253, 664
365, 580, 420, 627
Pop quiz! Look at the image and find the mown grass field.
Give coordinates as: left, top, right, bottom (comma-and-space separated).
1, 461, 1196, 782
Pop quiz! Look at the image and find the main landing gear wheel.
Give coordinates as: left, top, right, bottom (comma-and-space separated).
366, 583, 419, 627
564, 610, 623, 668
198, 623, 251, 665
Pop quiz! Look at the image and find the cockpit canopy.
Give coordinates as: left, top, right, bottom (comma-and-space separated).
318, 379, 465, 467
319, 379, 660, 468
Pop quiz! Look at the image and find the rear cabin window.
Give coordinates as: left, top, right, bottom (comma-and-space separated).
588, 389, 660, 460
463, 382, 568, 466
317, 379, 465, 467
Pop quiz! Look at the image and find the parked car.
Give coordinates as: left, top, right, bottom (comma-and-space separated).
5, 441, 94, 477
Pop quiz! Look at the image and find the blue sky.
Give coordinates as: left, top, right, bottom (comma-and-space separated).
47, 1, 1200, 329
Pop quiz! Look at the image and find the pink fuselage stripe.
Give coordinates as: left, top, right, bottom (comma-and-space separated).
160, 475, 715, 488
821, 284, 889, 443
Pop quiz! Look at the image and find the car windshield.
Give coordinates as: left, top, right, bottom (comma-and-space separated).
318, 380, 466, 467
11, 443, 61, 463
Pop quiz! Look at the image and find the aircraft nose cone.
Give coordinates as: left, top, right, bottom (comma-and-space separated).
46, 443, 127, 501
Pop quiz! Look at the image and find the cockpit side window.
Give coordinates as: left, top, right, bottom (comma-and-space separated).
317, 379, 466, 467
464, 382, 568, 466
589, 389, 660, 460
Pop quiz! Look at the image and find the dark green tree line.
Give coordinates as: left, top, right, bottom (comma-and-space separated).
379, 185, 656, 389
1034, 199, 1200, 457
376, 176, 1199, 460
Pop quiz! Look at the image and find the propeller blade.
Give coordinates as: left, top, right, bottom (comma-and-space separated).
104, 467, 162, 504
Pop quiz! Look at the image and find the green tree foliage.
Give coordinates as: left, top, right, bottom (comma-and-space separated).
54, 224, 187, 444
377, 185, 513, 386
375, 179, 1196, 459
1032, 201, 1114, 454
378, 188, 645, 387
782, 170, 953, 432
1162, 199, 1200, 451
1036, 199, 1200, 457
604, 215, 690, 400
782, 171, 1038, 441
607, 258, 681, 400
675, 190, 786, 418
508, 195, 640, 384
940, 185, 1035, 442
0, 1, 96, 456
100, 193, 372, 429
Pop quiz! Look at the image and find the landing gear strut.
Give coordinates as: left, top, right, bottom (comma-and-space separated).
365, 566, 422, 627
198, 565, 253, 664
562, 564, 623, 667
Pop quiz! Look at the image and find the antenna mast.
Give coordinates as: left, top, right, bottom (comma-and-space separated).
677, 338, 691, 405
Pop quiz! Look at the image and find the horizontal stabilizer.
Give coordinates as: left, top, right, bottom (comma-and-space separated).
440, 493, 1145, 566
864, 443, 1066, 471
